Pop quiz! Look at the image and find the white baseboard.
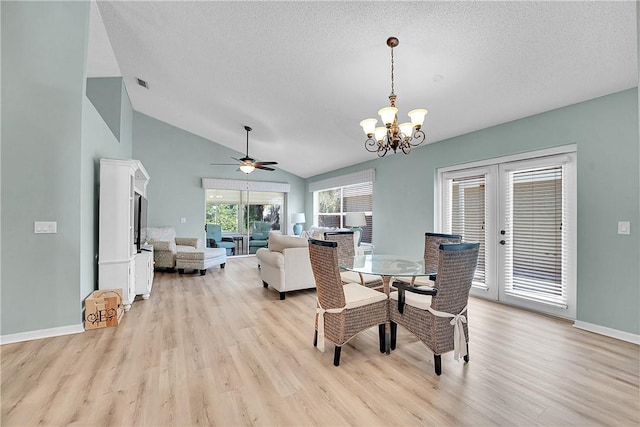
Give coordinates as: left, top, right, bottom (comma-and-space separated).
0, 323, 84, 345
574, 321, 640, 345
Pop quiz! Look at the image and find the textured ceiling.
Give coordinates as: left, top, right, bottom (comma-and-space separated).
90, 1, 638, 178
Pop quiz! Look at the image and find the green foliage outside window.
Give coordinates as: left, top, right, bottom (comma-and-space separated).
206, 204, 238, 232
318, 189, 340, 213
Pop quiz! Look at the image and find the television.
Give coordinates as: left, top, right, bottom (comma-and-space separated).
134, 192, 148, 253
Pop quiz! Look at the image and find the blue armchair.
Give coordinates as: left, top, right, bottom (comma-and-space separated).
249, 221, 271, 254
206, 223, 236, 256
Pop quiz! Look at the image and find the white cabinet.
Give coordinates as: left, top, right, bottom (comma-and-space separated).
98, 159, 150, 311
135, 247, 154, 299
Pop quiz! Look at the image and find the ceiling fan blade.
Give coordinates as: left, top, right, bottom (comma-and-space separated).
255, 165, 275, 171
254, 161, 278, 166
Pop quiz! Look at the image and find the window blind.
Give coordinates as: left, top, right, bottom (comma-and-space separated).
504, 165, 566, 307
445, 175, 487, 285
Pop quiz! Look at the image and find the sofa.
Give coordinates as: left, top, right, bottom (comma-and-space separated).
146, 226, 202, 269
256, 232, 316, 300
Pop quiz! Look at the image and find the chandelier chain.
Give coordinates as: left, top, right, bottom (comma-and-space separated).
390, 45, 395, 96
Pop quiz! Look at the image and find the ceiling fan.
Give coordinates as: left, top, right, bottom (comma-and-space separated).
210, 125, 278, 174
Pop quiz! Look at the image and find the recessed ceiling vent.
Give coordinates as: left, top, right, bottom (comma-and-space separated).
136, 78, 149, 89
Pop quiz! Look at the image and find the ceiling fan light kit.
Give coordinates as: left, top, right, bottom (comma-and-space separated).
210, 125, 278, 174
360, 37, 427, 157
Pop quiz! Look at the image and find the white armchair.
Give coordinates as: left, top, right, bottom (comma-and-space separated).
256, 232, 316, 300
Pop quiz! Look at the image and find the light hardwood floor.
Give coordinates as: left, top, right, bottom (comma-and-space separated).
2, 256, 639, 426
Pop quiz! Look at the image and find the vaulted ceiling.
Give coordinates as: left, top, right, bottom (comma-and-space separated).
88, 1, 638, 178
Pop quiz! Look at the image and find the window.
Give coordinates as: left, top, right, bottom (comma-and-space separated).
311, 170, 375, 244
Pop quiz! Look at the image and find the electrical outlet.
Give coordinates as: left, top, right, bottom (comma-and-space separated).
180, 218, 186, 223
617, 221, 630, 235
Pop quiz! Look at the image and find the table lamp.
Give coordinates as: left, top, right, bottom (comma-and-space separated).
345, 212, 366, 246
291, 213, 306, 236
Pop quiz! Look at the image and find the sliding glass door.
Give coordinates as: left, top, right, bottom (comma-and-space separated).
205, 189, 284, 255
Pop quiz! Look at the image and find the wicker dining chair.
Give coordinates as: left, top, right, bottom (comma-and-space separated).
389, 242, 479, 375
324, 231, 383, 289
394, 232, 462, 288
308, 238, 389, 366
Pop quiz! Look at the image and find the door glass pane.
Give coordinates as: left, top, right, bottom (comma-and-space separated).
206, 189, 241, 232
446, 175, 487, 286
504, 165, 565, 306
244, 191, 283, 232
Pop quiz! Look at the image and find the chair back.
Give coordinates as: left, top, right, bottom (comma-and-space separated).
206, 223, 222, 241
424, 232, 462, 272
308, 239, 346, 310
431, 243, 479, 314
323, 231, 355, 266
252, 221, 271, 240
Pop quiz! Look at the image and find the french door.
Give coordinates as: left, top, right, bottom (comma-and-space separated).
440, 150, 577, 319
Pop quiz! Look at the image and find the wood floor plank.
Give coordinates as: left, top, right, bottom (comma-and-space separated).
2, 256, 638, 426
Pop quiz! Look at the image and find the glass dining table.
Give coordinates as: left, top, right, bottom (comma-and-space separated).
340, 255, 435, 354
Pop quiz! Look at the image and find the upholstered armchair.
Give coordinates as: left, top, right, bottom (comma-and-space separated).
256, 231, 316, 300
206, 223, 236, 256
249, 221, 271, 254
146, 226, 202, 269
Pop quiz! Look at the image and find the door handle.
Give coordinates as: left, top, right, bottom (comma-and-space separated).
499, 240, 506, 245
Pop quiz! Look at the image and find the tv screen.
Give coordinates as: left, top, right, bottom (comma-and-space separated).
134, 193, 148, 253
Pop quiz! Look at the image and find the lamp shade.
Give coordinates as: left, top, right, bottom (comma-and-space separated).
345, 212, 366, 227
359, 118, 378, 136
239, 164, 255, 174
291, 213, 306, 224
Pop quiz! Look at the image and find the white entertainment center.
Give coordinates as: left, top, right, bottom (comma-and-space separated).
98, 158, 152, 311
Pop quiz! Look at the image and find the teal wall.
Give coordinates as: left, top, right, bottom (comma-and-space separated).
1, 1, 91, 334
132, 112, 307, 239
81, 78, 134, 302
86, 77, 122, 141
0, 1, 134, 336
307, 89, 639, 335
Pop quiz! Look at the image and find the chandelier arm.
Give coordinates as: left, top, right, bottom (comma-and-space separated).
401, 143, 412, 155
409, 129, 426, 147
364, 137, 380, 153
377, 147, 388, 158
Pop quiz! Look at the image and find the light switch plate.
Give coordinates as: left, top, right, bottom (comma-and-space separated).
34, 221, 57, 234
617, 221, 630, 235
180, 217, 186, 223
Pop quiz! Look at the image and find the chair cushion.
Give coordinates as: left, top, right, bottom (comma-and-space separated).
176, 245, 197, 253
343, 283, 387, 309
217, 241, 236, 249
340, 271, 381, 285
268, 232, 308, 253
389, 289, 433, 310
394, 276, 435, 287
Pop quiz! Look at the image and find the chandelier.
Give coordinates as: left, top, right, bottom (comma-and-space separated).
359, 37, 428, 157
